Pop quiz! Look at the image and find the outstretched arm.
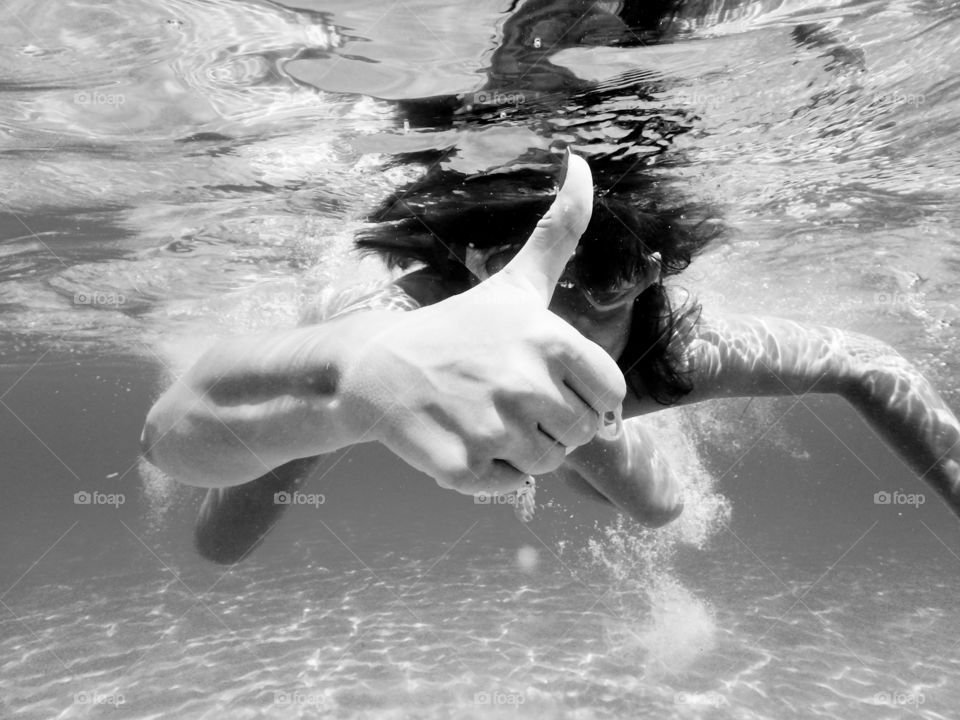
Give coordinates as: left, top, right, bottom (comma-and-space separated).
141, 153, 625, 494
141, 312, 392, 487
674, 312, 960, 517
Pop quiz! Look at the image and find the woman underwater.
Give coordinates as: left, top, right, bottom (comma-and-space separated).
141, 153, 960, 563
141, 1, 960, 563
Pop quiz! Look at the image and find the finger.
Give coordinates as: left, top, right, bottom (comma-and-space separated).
539, 384, 601, 448
551, 331, 627, 416
499, 150, 593, 305
503, 433, 568, 477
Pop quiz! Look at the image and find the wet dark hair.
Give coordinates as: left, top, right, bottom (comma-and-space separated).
356, 157, 717, 405
351, 0, 717, 405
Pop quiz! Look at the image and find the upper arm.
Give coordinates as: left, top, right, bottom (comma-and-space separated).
675, 312, 869, 405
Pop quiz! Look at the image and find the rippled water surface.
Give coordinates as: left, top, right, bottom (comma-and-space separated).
3, 0, 960, 718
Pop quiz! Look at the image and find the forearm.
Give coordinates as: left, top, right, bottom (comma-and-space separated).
841, 339, 960, 515
563, 419, 683, 527
142, 311, 398, 488
682, 312, 960, 517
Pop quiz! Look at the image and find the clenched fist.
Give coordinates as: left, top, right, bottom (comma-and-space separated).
339, 153, 626, 494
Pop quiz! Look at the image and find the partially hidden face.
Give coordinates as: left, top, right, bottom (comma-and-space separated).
464, 242, 659, 359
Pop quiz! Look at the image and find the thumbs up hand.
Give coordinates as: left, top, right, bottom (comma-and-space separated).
340, 153, 627, 494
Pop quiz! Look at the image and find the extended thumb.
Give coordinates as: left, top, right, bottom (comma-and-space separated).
501, 150, 593, 305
